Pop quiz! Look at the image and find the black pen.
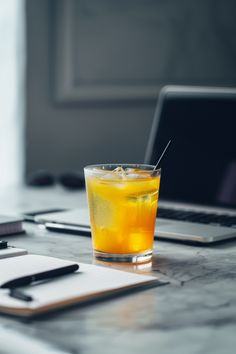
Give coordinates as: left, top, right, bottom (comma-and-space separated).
0, 240, 8, 249
1, 263, 79, 289
10, 288, 33, 302
4, 263, 79, 302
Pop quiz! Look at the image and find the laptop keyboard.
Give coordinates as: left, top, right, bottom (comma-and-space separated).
157, 208, 236, 228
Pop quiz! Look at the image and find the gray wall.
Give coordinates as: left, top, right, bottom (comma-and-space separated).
25, 0, 236, 177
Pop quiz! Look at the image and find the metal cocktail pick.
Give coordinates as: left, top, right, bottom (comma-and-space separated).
152, 140, 172, 175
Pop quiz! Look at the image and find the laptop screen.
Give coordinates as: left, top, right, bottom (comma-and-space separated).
145, 88, 236, 209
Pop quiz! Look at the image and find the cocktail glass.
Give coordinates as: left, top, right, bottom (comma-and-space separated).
84, 164, 161, 263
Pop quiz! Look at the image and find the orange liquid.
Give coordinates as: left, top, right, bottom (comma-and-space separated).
86, 170, 160, 254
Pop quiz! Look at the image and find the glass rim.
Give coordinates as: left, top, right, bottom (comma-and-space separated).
84, 163, 161, 176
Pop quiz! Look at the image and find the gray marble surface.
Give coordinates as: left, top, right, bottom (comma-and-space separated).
0, 185, 236, 354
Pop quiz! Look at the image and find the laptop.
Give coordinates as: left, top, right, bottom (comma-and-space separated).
35, 86, 236, 243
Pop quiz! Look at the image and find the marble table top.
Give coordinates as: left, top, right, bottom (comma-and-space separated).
0, 185, 236, 354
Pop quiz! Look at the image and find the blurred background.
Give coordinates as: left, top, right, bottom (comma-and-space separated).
1, 0, 236, 187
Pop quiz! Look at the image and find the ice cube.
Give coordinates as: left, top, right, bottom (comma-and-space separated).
100, 166, 127, 180
125, 168, 138, 173
126, 174, 144, 179
125, 168, 150, 179
101, 173, 116, 180
112, 166, 127, 179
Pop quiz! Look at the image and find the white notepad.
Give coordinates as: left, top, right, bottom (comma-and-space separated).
0, 255, 163, 317
0, 215, 24, 236
0, 247, 27, 260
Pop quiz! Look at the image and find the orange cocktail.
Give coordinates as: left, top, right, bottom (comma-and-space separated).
84, 164, 161, 263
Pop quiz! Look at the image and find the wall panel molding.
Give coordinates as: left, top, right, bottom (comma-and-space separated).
54, 0, 162, 103
53, 0, 236, 104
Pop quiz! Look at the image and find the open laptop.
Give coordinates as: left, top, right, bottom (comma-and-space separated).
35, 86, 236, 243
